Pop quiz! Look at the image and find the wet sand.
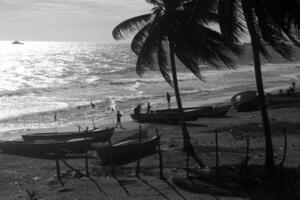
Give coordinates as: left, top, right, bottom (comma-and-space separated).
1, 102, 300, 199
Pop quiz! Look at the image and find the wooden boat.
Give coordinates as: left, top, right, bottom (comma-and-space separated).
131, 105, 231, 123
231, 91, 259, 111
22, 127, 115, 142
96, 136, 160, 165
232, 91, 300, 111
118, 130, 148, 143
0, 137, 97, 154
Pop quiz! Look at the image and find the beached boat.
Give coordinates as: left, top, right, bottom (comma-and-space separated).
0, 137, 97, 154
231, 91, 259, 112
96, 136, 160, 165
22, 127, 115, 142
131, 105, 231, 123
232, 91, 300, 111
12, 40, 24, 45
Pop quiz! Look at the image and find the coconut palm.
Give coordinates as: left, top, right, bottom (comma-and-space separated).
215, 0, 300, 170
112, 0, 240, 172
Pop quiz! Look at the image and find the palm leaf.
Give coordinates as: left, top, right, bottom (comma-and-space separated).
158, 40, 173, 86
136, 25, 163, 76
131, 24, 152, 55
218, 0, 246, 44
112, 14, 152, 40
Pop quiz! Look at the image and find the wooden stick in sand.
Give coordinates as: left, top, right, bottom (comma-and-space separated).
55, 150, 64, 186
186, 141, 190, 179
215, 130, 219, 177
136, 125, 142, 178
245, 138, 250, 183
279, 128, 287, 189
156, 128, 164, 180
85, 127, 89, 177
108, 138, 115, 177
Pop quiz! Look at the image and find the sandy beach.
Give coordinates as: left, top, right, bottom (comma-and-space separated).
1, 100, 300, 200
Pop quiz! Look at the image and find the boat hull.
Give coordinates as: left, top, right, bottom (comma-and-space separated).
22, 127, 114, 142
131, 105, 231, 123
96, 136, 160, 165
0, 138, 96, 154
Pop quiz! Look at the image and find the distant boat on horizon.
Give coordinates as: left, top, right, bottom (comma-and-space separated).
12, 40, 24, 45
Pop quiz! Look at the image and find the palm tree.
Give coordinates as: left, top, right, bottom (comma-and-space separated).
112, 0, 239, 174
215, 0, 300, 170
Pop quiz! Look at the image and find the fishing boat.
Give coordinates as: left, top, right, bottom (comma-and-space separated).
96, 136, 160, 165
0, 137, 97, 154
22, 127, 115, 142
231, 91, 259, 111
131, 105, 231, 123
12, 40, 24, 45
232, 91, 300, 111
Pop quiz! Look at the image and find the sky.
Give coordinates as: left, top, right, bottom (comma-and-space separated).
0, 0, 152, 43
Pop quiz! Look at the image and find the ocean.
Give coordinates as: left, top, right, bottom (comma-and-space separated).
0, 41, 299, 140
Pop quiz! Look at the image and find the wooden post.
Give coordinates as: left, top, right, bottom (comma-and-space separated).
156, 129, 164, 179
136, 125, 142, 178
186, 141, 190, 179
108, 138, 115, 177
245, 138, 250, 183
215, 130, 219, 177
55, 150, 64, 186
85, 129, 89, 177
280, 128, 287, 189
55, 158, 61, 180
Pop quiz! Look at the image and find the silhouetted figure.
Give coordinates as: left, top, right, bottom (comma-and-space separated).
116, 110, 123, 128
279, 89, 283, 95
134, 104, 141, 115
287, 89, 291, 96
147, 102, 151, 113
54, 112, 57, 121
166, 92, 171, 109
90, 102, 95, 109
292, 81, 296, 94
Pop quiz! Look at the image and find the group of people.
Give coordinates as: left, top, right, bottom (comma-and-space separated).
279, 81, 296, 96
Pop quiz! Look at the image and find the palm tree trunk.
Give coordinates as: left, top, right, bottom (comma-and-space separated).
168, 37, 205, 170
241, 0, 275, 170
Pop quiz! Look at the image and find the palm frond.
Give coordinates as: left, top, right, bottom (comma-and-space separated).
145, 0, 164, 7
158, 40, 173, 86
253, 3, 293, 59
136, 25, 163, 76
131, 24, 152, 55
218, 0, 246, 44
112, 14, 152, 40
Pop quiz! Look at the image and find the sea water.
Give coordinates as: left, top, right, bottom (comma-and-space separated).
0, 41, 299, 140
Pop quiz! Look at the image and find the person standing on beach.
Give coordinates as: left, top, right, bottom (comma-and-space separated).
134, 104, 141, 115
54, 112, 57, 121
292, 81, 296, 93
166, 92, 171, 109
116, 110, 123, 128
147, 102, 151, 113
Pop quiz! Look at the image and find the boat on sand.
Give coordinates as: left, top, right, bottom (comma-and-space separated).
96, 136, 160, 165
131, 105, 231, 123
0, 137, 98, 155
22, 127, 115, 142
231, 91, 300, 112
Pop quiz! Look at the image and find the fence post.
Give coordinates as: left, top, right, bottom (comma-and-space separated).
156, 128, 164, 179
136, 125, 142, 177
215, 130, 219, 177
